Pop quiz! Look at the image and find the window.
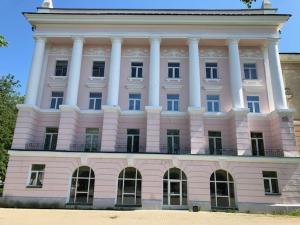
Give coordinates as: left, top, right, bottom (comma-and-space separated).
55, 60, 68, 76
117, 167, 142, 206
44, 127, 58, 150
244, 63, 257, 80
28, 164, 45, 188
167, 130, 180, 154
210, 170, 236, 209
247, 96, 260, 113
168, 62, 180, 78
92, 61, 105, 77
206, 63, 218, 79
85, 128, 99, 152
167, 94, 180, 111
251, 132, 265, 156
131, 62, 143, 78
208, 131, 222, 155
129, 93, 141, 111
127, 129, 140, 153
89, 92, 102, 110
69, 166, 95, 204
207, 95, 220, 112
263, 171, 280, 195
163, 168, 187, 206
50, 92, 63, 109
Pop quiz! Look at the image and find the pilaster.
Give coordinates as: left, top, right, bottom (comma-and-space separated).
11, 104, 39, 149
101, 105, 120, 152
145, 106, 162, 153
229, 108, 252, 156
56, 105, 80, 150
188, 107, 206, 154
269, 109, 299, 157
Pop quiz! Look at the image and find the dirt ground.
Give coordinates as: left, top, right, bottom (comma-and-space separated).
0, 208, 300, 225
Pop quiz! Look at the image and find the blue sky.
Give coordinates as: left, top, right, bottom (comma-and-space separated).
0, 0, 299, 94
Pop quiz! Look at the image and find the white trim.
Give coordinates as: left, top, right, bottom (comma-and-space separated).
8, 150, 300, 163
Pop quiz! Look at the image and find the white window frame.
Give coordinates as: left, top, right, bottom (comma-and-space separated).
127, 130, 140, 153
247, 96, 260, 113
167, 130, 180, 154
167, 94, 180, 111
44, 128, 58, 150
89, 92, 102, 110
50, 91, 63, 109
207, 95, 220, 112
244, 63, 258, 80
85, 128, 99, 152
263, 171, 280, 195
27, 164, 45, 188
168, 62, 180, 79
131, 62, 143, 78
205, 62, 218, 79
128, 93, 141, 111
208, 131, 222, 155
251, 132, 265, 156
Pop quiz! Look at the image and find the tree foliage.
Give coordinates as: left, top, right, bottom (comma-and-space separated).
0, 35, 8, 47
241, 0, 256, 8
0, 75, 24, 181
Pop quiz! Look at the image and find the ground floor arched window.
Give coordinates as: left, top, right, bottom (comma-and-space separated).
210, 170, 236, 209
163, 168, 187, 206
117, 167, 142, 206
69, 166, 95, 204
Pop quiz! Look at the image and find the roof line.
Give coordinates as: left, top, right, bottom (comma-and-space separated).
36, 7, 278, 12
280, 52, 300, 55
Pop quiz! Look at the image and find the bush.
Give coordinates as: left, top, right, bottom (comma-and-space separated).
0, 199, 65, 209
272, 208, 300, 217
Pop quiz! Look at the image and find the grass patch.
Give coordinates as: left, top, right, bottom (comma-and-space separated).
272, 209, 300, 217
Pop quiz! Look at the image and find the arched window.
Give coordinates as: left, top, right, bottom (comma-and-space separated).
163, 168, 187, 206
69, 166, 95, 204
210, 170, 236, 209
117, 167, 142, 206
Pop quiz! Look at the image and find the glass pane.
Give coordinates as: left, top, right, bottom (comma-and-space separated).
167, 101, 172, 111
118, 170, 124, 179
117, 180, 123, 204
255, 103, 260, 113
170, 196, 180, 205
127, 136, 132, 153
163, 181, 168, 205
77, 179, 89, 192
210, 173, 215, 181
136, 100, 141, 110
51, 134, 57, 150
32, 164, 45, 171
95, 99, 101, 110
210, 182, 216, 207
206, 67, 211, 78
217, 197, 229, 208
124, 180, 136, 194
168, 68, 173, 78
258, 139, 265, 156
251, 139, 258, 156
36, 172, 44, 186
264, 179, 271, 193
131, 67, 137, 77
216, 138, 222, 152
123, 195, 135, 205
125, 167, 137, 179
207, 102, 213, 112
76, 193, 88, 204
169, 168, 181, 180
170, 182, 180, 194
44, 134, 51, 150
29, 172, 37, 185
216, 182, 228, 196
216, 170, 227, 181
263, 171, 277, 178
214, 101, 220, 112
174, 101, 179, 111
138, 68, 143, 78
182, 181, 187, 205
271, 179, 279, 193
78, 166, 90, 177
133, 136, 139, 153
209, 138, 215, 155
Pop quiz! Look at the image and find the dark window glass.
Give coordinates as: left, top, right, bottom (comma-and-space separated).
131, 62, 143, 78
92, 61, 105, 77
55, 60, 68, 76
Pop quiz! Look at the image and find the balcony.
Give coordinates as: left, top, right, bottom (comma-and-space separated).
22, 143, 286, 157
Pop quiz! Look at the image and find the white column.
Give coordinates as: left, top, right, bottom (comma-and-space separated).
228, 39, 245, 109
107, 37, 122, 106
263, 46, 275, 112
25, 37, 46, 105
65, 37, 84, 106
267, 39, 288, 110
188, 38, 201, 108
148, 37, 161, 107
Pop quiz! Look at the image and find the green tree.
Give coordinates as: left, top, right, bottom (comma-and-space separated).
0, 35, 8, 47
241, 0, 256, 8
0, 75, 24, 182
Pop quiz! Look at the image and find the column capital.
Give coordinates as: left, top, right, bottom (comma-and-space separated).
267, 38, 280, 46
149, 37, 161, 44
187, 37, 200, 45
34, 36, 47, 42
111, 37, 123, 44
72, 36, 85, 43
227, 38, 240, 46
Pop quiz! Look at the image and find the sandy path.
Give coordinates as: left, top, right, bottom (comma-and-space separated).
0, 209, 299, 225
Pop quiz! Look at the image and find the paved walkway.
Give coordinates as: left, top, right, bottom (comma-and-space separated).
0, 208, 300, 225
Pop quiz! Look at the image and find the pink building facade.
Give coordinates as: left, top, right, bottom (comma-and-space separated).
3, 0, 300, 212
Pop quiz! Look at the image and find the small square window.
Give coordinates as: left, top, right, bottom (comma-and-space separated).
92, 61, 105, 77
55, 60, 68, 76
28, 164, 45, 188
50, 92, 63, 109
247, 96, 260, 113
206, 63, 218, 79
244, 63, 257, 80
89, 92, 102, 110
207, 95, 220, 112
167, 94, 180, 111
168, 63, 180, 79
129, 93, 141, 111
131, 62, 143, 78
263, 171, 280, 195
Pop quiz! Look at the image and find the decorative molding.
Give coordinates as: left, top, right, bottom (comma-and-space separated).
123, 48, 149, 57
50, 76, 68, 81
165, 78, 182, 83
202, 83, 223, 93
48, 81, 67, 88
83, 47, 110, 57
128, 77, 144, 82
200, 48, 227, 58
125, 83, 145, 91
163, 84, 183, 91
86, 82, 106, 89
48, 47, 72, 56
161, 48, 188, 58
242, 80, 264, 92
239, 48, 263, 58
